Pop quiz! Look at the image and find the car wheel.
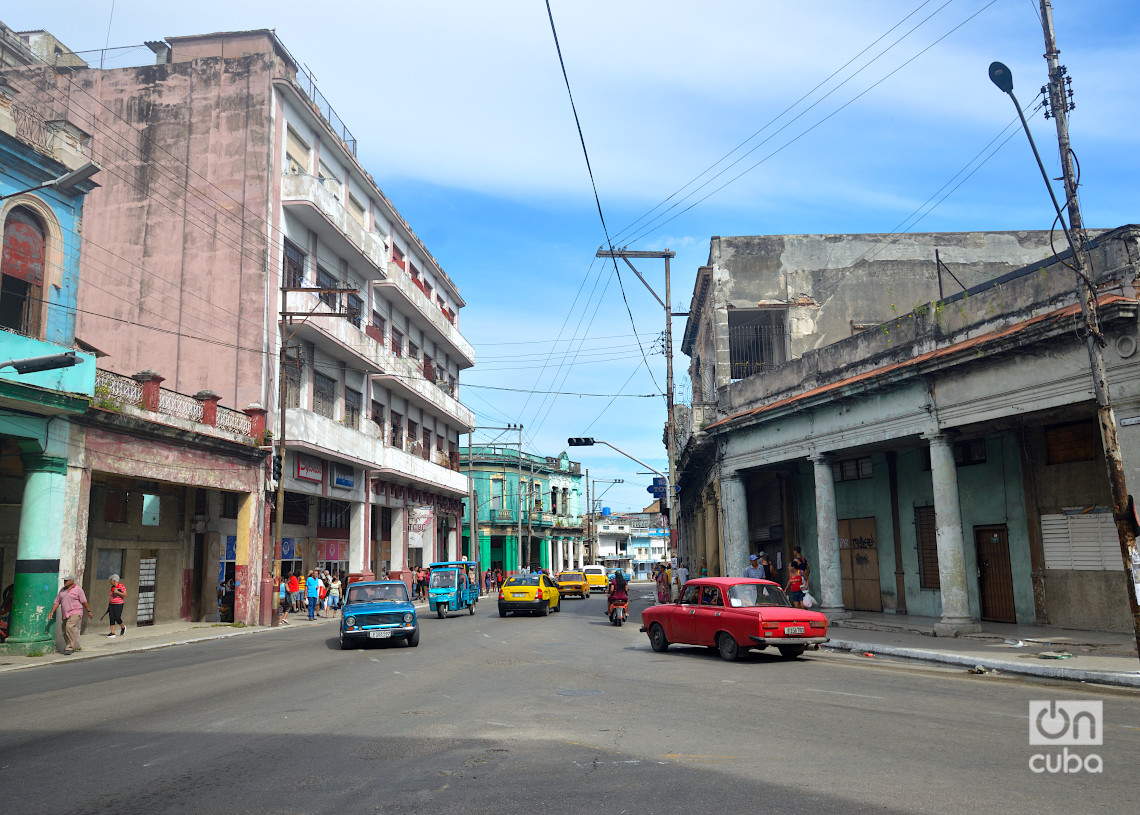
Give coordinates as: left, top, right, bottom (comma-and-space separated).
778, 645, 806, 659
406, 627, 420, 647
339, 631, 352, 650
648, 623, 669, 652
498, 609, 507, 618
717, 632, 740, 662
539, 601, 549, 617
553, 599, 561, 613
437, 603, 447, 619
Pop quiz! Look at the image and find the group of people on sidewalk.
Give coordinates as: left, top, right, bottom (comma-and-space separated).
278, 569, 343, 624
48, 573, 128, 655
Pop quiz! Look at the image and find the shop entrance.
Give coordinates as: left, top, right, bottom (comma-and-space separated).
838, 517, 882, 612
975, 525, 1016, 623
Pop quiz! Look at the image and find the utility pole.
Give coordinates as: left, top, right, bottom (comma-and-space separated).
514, 423, 524, 573
594, 247, 683, 560
1039, 0, 1140, 658
585, 468, 591, 565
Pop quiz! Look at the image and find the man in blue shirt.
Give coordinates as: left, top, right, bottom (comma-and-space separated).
743, 554, 765, 580
305, 570, 320, 620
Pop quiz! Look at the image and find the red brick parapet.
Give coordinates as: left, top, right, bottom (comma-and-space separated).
244, 403, 268, 439
132, 370, 164, 411
194, 389, 221, 426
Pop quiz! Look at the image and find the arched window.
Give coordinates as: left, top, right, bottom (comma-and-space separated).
0, 206, 46, 335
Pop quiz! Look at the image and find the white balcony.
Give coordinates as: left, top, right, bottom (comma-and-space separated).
281, 172, 388, 271
281, 172, 475, 367
285, 408, 469, 497
282, 291, 475, 430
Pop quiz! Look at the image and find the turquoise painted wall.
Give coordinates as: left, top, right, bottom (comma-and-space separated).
796, 434, 1034, 623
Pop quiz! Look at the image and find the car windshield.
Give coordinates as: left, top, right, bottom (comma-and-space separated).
346, 584, 409, 604
726, 583, 792, 608
430, 570, 456, 588
504, 574, 541, 587
560, 573, 585, 581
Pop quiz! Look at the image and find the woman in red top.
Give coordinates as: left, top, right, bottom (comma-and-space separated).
785, 565, 805, 609
106, 573, 127, 637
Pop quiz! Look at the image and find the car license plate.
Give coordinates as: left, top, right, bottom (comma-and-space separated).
784, 626, 805, 636
512, 592, 527, 598
368, 630, 391, 639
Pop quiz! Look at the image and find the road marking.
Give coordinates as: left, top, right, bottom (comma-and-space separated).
482, 633, 491, 638
805, 688, 884, 700
482, 720, 517, 728
441, 693, 453, 700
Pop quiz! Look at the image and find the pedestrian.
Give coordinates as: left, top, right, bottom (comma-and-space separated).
48, 575, 92, 655
329, 574, 342, 615
791, 546, 810, 586
676, 560, 689, 586
785, 564, 806, 609
278, 579, 290, 624
483, 569, 491, 594
700, 559, 708, 578
305, 570, 320, 620
744, 553, 765, 580
105, 573, 127, 638
419, 568, 429, 600
760, 552, 777, 582
287, 571, 300, 612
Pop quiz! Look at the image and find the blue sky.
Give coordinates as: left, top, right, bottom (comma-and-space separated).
8, 1, 1139, 511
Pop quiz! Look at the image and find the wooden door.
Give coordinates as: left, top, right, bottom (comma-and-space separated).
838, 517, 883, 612
975, 525, 1016, 623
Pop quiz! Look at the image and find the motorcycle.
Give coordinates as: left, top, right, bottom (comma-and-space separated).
608, 598, 628, 626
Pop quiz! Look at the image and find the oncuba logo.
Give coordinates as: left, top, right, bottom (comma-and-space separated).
1029, 701, 1103, 774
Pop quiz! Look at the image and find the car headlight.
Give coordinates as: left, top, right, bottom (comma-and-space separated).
345, 616, 356, 627
403, 612, 414, 623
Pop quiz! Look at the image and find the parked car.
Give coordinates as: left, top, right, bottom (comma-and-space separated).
339, 580, 419, 649
582, 565, 608, 593
498, 573, 562, 617
639, 577, 828, 661
555, 571, 590, 599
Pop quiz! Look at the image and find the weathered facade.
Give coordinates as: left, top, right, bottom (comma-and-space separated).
0, 58, 98, 653
678, 227, 1140, 634
461, 448, 584, 573
2, 27, 475, 616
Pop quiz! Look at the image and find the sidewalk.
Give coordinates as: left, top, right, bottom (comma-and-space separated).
824, 611, 1140, 689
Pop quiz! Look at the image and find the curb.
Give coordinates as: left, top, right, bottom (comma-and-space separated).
823, 637, 1140, 689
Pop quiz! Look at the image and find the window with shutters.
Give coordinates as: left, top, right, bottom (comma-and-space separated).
390, 411, 403, 447
346, 293, 363, 327
408, 339, 419, 361
407, 419, 419, 452
285, 126, 310, 174
1045, 421, 1099, 465
391, 327, 404, 357
371, 401, 385, 437
221, 492, 239, 519
283, 239, 305, 288
283, 363, 301, 409
914, 506, 940, 589
422, 427, 431, 460
833, 457, 872, 482
372, 310, 386, 342
283, 491, 309, 525
1, 206, 45, 336
318, 497, 350, 529
344, 387, 362, 429
313, 371, 336, 419
316, 266, 339, 310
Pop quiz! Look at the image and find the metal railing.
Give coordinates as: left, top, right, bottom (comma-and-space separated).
294, 64, 357, 156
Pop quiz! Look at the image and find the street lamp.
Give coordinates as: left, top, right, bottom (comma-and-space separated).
0, 160, 101, 202
0, 352, 83, 374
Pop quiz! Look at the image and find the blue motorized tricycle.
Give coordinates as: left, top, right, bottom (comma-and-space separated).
427, 561, 480, 618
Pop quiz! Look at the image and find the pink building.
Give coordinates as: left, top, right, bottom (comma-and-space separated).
7, 28, 475, 620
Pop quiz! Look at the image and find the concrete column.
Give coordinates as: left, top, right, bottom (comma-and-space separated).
928, 433, 981, 635
718, 472, 748, 576
446, 515, 458, 561
4, 452, 69, 654
349, 499, 368, 574
811, 453, 849, 620
389, 503, 407, 574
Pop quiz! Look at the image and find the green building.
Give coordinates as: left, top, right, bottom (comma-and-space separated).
460, 447, 584, 574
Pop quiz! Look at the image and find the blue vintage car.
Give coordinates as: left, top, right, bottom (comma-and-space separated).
339, 580, 419, 649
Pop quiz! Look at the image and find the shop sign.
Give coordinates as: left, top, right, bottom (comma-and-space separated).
332, 463, 355, 489
296, 454, 324, 483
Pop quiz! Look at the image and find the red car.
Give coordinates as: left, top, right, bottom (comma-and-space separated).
639, 577, 828, 661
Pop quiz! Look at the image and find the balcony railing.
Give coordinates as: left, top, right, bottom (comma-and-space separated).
94, 369, 254, 438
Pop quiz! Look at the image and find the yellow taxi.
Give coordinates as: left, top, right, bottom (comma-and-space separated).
498, 573, 562, 617
555, 571, 590, 599
582, 565, 609, 593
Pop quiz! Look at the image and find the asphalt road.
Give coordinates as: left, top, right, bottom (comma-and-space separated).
1, 583, 1136, 815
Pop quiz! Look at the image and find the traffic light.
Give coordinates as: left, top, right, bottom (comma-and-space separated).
567, 437, 595, 446
272, 454, 283, 481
